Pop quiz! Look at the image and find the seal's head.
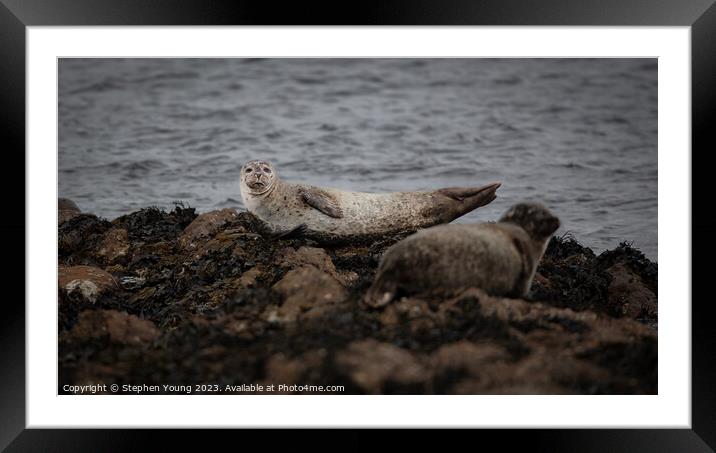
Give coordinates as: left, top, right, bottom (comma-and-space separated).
240, 160, 277, 196
500, 202, 560, 240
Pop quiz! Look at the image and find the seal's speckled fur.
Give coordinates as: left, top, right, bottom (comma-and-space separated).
239, 160, 501, 242
365, 202, 560, 307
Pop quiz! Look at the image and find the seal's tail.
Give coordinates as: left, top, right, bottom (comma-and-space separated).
437, 182, 501, 219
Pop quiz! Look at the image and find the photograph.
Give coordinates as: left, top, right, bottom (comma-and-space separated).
56, 57, 658, 395
0, 0, 709, 446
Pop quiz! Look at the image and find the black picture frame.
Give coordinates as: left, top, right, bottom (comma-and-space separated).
1, 0, 713, 450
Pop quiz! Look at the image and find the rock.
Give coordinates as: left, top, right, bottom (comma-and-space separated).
58, 265, 119, 303
57, 205, 659, 395
96, 228, 130, 264
277, 246, 335, 272
336, 339, 428, 394
179, 208, 239, 250
450, 288, 599, 332
430, 340, 508, 375
378, 297, 439, 335
449, 352, 608, 395
276, 246, 358, 287
58, 198, 81, 224
235, 266, 262, 288
263, 353, 306, 386
268, 266, 348, 322
261, 350, 328, 393
59, 198, 80, 211
69, 309, 159, 345
59, 210, 81, 224
222, 318, 249, 336
607, 263, 657, 324
337, 270, 359, 286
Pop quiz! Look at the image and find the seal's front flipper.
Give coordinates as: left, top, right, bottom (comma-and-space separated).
364, 287, 396, 308
364, 276, 397, 308
438, 182, 501, 202
275, 223, 308, 240
300, 188, 344, 218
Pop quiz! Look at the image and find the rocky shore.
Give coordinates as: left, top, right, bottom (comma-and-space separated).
58, 203, 657, 394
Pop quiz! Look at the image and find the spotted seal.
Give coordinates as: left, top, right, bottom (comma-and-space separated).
365, 202, 560, 306
238, 159, 501, 242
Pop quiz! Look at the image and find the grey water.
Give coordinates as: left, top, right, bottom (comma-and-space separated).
58, 58, 657, 260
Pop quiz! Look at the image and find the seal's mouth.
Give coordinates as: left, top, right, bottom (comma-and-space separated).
247, 180, 266, 190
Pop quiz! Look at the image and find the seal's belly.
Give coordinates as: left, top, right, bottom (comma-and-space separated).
257, 190, 435, 236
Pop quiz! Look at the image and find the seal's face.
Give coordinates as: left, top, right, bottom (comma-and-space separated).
500, 202, 560, 240
240, 160, 277, 196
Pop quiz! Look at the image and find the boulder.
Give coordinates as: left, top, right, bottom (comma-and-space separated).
58, 198, 81, 224
276, 246, 336, 274
58, 265, 119, 303
276, 246, 357, 286
606, 263, 658, 324
69, 309, 159, 345
335, 339, 428, 394
179, 208, 239, 250
267, 266, 348, 322
235, 266, 263, 288
430, 340, 508, 375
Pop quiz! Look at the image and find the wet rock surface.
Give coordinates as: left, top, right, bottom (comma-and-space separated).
58, 206, 657, 394
59, 265, 119, 304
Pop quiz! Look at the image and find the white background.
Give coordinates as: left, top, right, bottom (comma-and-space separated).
27, 27, 690, 428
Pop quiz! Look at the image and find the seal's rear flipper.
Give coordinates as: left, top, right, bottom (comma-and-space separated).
438, 182, 501, 220
438, 182, 501, 202
275, 223, 308, 240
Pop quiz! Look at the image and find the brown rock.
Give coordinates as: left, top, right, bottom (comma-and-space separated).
179, 208, 238, 250
58, 198, 80, 211
268, 266, 348, 322
378, 297, 440, 334
430, 341, 508, 375
235, 266, 263, 288
607, 263, 657, 322
336, 339, 428, 394
264, 353, 307, 387
58, 198, 81, 224
222, 319, 249, 336
446, 288, 598, 332
59, 210, 81, 224
261, 350, 328, 392
97, 228, 130, 264
277, 246, 336, 273
69, 309, 159, 345
276, 246, 356, 287
58, 265, 119, 303
504, 353, 609, 394
337, 270, 359, 286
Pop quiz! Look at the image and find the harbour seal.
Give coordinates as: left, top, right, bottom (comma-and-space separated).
239, 159, 501, 242
365, 202, 560, 307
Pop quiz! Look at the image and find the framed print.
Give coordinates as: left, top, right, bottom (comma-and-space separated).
1, 0, 714, 450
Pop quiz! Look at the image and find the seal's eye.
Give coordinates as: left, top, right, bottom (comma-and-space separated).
245, 168, 253, 173
263, 167, 272, 174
